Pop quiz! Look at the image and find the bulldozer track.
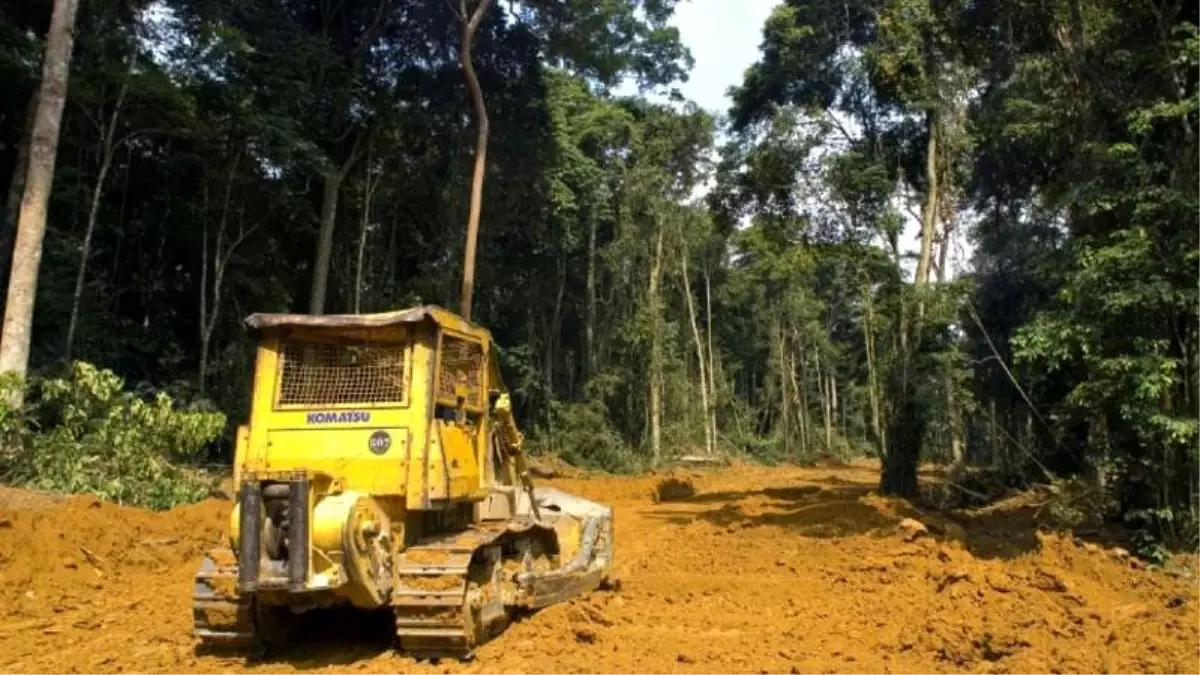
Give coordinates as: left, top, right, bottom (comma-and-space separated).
191, 548, 255, 649
392, 527, 508, 660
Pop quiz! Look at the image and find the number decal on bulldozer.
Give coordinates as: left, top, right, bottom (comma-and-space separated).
368, 430, 392, 455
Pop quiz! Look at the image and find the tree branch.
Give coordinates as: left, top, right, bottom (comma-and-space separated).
352, 0, 394, 68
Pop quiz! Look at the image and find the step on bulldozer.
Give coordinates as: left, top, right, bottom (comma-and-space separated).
192, 305, 614, 659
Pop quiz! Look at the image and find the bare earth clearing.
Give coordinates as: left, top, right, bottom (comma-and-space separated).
0, 461, 1196, 674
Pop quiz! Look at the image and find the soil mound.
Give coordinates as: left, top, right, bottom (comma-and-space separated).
0, 492, 228, 613
652, 477, 697, 502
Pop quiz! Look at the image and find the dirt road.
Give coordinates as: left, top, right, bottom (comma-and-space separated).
0, 462, 1196, 674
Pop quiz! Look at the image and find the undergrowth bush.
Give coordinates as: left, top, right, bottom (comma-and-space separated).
1044, 475, 1117, 530
1043, 472, 1193, 564
0, 362, 225, 510
531, 398, 639, 473
728, 429, 866, 467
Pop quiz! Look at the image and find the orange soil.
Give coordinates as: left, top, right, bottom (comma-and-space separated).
0, 463, 1197, 674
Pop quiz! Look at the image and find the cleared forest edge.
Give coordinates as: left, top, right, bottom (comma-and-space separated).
0, 463, 1196, 674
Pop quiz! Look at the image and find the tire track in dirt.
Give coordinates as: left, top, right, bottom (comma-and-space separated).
0, 464, 1195, 674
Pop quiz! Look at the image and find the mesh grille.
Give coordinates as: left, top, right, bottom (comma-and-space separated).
278, 339, 406, 406
438, 336, 485, 405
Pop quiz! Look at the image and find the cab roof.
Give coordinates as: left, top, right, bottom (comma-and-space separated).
243, 304, 490, 340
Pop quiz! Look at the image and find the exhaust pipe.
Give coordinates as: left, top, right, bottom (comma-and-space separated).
287, 476, 309, 591
237, 481, 262, 593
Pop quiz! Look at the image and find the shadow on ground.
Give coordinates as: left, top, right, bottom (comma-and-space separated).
953, 503, 1045, 559
197, 607, 397, 669
643, 473, 1104, 561
645, 478, 921, 539
194, 597, 563, 669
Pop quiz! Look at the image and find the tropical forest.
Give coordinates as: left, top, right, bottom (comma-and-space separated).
0, 0, 1196, 670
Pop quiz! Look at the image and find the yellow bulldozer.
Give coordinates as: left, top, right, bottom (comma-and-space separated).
192, 305, 614, 659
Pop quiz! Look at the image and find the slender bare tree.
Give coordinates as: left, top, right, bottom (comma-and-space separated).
456, 0, 494, 321
0, 0, 82, 406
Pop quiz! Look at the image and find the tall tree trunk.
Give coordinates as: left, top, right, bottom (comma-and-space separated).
199, 154, 253, 394
704, 264, 718, 452
456, 0, 494, 322
815, 348, 832, 451
1185, 324, 1198, 416
544, 256, 566, 418
881, 107, 939, 497
1086, 413, 1110, 492
65, 53, 135, 361
199, 186, 210, 387
1180, 321, 1190, 509
935, 214, 964, 467
989, 399, 999, 466
832, 372, 841, 441
354, 142, 380, 314
585, 215, 597, 382
914, 110, 939, 297
778, 325, 791, 454
793, 342, 810, 455
881, 390, 924, 496
1, 94, 38, 302
0, 0, 81, 401
937, 216, 953, 284
310, 171, 343, 315
677, 230, 712, 456
1066, 0, 1086, 50
354, 194, 368, 314
385, 210, 398, 309
862, 284, 885, 457
881, 352, 924, 496
947, 382, 963, 466
647, 219, 664, 466
308, 127, 364, 316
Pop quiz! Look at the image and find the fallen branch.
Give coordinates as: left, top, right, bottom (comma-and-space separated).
944, 481, 990, 502
79, 546, 106, 568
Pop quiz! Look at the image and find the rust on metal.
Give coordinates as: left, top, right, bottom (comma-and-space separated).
244, 305, 489, 341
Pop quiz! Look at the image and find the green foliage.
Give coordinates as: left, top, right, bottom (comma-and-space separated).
0, 0, 1195, 552
969, 0, 1197, 548
532, 399, 639, 474
1044, 475, 1118, 530
0, 363, 224, 510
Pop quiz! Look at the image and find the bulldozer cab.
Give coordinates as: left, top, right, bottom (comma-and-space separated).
237, 305, 505, 512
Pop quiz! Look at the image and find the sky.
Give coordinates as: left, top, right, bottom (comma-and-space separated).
654, 0, 781, 116
612, 0, 779, 205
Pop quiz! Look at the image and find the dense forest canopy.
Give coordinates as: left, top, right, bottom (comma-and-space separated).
0, 0, 1195, 552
